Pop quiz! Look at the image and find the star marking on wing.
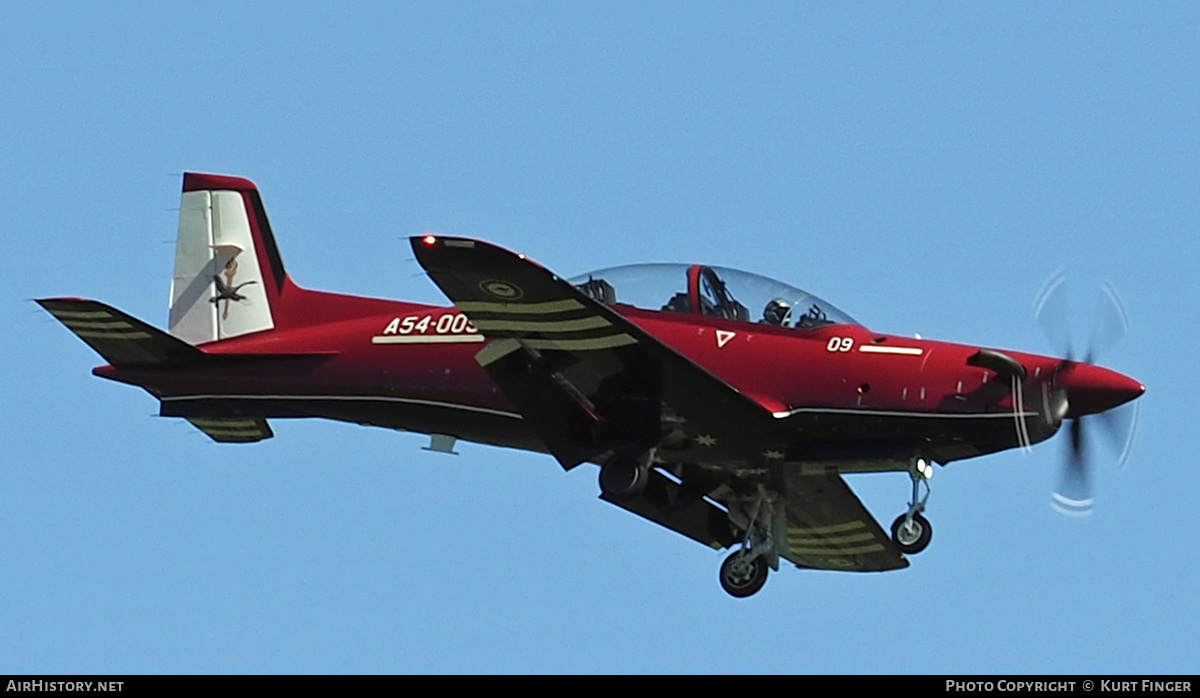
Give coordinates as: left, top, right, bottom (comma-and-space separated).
695, 434, 718, 447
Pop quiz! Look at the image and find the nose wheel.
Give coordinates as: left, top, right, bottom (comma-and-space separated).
719, 550, 769, 598
890, 512, 932, 554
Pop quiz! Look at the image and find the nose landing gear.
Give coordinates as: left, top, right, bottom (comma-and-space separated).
891, 457, 934, 555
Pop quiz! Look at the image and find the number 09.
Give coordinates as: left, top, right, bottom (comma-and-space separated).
826, 337, 853, 352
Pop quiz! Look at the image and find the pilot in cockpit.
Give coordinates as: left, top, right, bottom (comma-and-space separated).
761, 298, 791, 326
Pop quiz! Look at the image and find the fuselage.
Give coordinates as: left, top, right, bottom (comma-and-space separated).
94, 285, 1142, 471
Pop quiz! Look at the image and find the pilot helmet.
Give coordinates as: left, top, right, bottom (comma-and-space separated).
763, 298, 790, 325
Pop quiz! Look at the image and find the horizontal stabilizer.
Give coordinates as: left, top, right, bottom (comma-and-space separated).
39, 298, 204, 367
185, 416, 273, 443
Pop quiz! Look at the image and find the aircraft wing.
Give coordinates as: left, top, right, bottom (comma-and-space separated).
614, 460, 906, 570
600, 467, 740, 550
411, 236, 775, 470
778, 470, 908, 571
594, 465, 906, 572
411, 236, 906, 571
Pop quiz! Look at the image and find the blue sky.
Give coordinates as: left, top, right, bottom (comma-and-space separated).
4, 4, 1197, 673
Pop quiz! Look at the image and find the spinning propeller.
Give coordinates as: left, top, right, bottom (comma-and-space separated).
1032, 269, 1143, 516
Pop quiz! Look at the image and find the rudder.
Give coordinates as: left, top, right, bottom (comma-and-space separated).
168, 173, 289, 345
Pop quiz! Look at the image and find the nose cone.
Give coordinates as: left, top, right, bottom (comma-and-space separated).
1060, 363, 1145, 418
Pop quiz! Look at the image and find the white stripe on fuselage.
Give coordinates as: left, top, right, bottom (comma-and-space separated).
161, 393, 522, 420
858, 345, 923, 356
371, 334, 486, 344
772, 407, 1039, 420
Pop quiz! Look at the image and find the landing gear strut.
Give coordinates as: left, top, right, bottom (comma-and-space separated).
891, 457, 934, 555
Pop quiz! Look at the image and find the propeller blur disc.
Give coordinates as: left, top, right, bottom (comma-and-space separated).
1034, 271, 1135, 517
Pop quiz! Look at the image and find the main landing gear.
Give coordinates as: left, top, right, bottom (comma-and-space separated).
720, 549, 768, 598
891, 457, 934, 555
718, 487, 781, 598
597, 456, 775, 598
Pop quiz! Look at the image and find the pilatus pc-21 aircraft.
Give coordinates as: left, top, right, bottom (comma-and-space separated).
41, 173, 1144, 597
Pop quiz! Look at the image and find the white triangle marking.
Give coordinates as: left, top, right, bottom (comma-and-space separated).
716, 330, 735, 348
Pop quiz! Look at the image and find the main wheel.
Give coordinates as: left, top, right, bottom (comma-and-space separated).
890, 512, 933, 554
719, 550, 768, 598
598, 459, 648, 499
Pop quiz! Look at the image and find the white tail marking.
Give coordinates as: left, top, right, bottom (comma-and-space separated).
168, 190, 274, 344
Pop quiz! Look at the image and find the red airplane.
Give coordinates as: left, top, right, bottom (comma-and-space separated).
40, 172, 1144, 597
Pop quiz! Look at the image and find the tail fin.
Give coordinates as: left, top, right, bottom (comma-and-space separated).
168, 173, 290, 345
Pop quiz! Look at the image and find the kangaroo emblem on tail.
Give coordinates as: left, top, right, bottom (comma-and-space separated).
210, 257, 258, 319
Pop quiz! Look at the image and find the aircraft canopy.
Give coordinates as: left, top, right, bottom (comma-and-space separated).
569, 264, 859, 329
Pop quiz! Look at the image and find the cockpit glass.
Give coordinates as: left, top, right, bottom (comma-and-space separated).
567, 264, 859, 329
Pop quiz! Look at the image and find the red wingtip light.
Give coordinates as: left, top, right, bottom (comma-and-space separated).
422, 235, 437, 246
